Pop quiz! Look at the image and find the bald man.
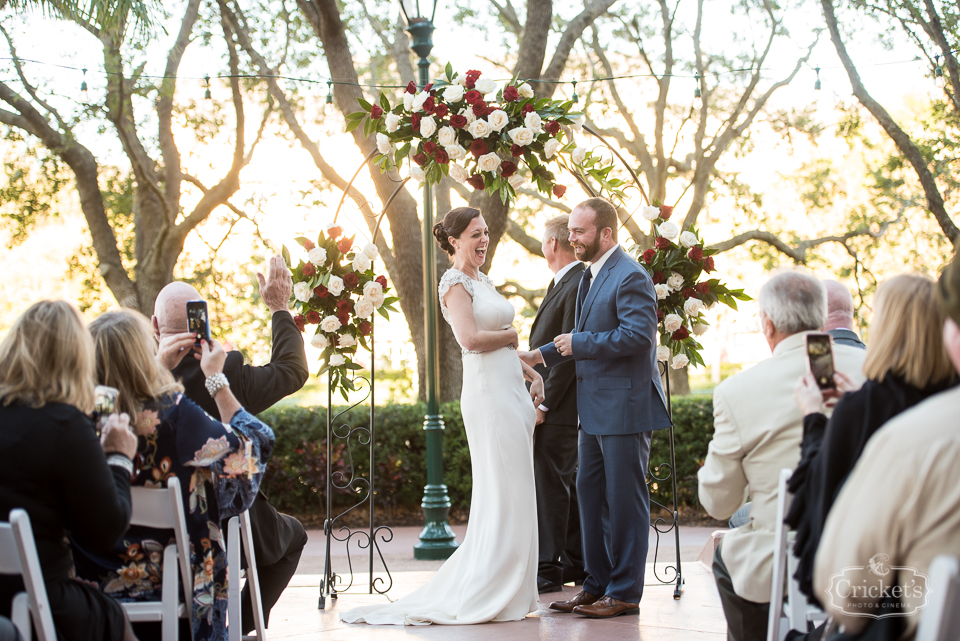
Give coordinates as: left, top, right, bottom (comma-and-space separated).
153, 255, 309, 635
823, 280, 865, 349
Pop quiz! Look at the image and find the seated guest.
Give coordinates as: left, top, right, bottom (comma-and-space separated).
814, 254, 960, 640
787, 274, 956, 605
698, 272, 867, 641
0, 300, 139, 641
823, 280, 865, 349
71, 310, 274, 641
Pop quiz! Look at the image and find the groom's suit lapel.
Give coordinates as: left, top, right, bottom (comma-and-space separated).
577, 246, 623, 332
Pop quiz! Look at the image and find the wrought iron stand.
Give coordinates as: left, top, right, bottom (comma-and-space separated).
647, 362, 684, 599
318, 325, 394, 609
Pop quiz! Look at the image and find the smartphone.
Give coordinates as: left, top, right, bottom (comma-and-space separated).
93, 385, 119, 435
806, 333, 836, 390
186, 300, 210, 347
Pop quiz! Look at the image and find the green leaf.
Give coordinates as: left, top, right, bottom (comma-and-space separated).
281, 245, 291, 267
357, 97, 372, 111
379, 93, 391, 111
345, 118, 363, 133
445, 61, 454, 79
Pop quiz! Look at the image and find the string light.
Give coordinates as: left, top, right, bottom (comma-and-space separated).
814, 66, 821, 91
80, 67, 88, 102
325, 79, 334, 115
204, 74, 211, 100
571, 80, 578, 103
934, 55, 946, 89
693, 74, 703, 110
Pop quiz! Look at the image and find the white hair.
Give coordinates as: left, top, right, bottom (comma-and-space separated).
758, 272, 826, 335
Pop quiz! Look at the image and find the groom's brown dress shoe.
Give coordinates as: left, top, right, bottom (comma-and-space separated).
549, 590, 600, 613
573, 596, 640, 618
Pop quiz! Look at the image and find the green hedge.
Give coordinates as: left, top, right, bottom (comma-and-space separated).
258, 396, 715, 518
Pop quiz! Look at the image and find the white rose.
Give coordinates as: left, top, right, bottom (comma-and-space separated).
376, 132, 391, 155
361, 242, 379, 259
684, 298, 704, 316
448, 163, 469, 184
663, 313, 683, 333
412, 91, 429, 112
308, 247, 327, 266
437, 126, 457, 147
338, 334, 357, 348
518, 82, 534, 98
442, 84, 464, 103
385, 112, 400, 133
310, 332, 329, 349
641, 206, 661, 221
352, 253, 371, 273
354, 298, 375, 319
403, 93, 415, 111
466, 119, 492, 139
524, 112, 542, 132
543, 138, 561, 159
475, 77, 497, 94
507, 126, 534, 146
692, 322, 709, 336
507, 174, 525, 190
679, 231, 699, 248
445, 144, 466, 160
363, 281, 385, 306
671, 353, 690, 370
320, 315, 342, 333
571, 146, 587, 164
657, 345, 671, 362
409, 164, 425, 182
666, 272, 685, 291
570, 114, 584, 132
477, 152, 501, 173
658, 221, 680, 241
654, 284, 670, 300
328, 353, 346, 367
327, 275, 344, 296
294, 282, 312, 303
419, 115, 437, 138
487, 110, 509, 131
460, 108, 476, 126
454, 74, 466, 86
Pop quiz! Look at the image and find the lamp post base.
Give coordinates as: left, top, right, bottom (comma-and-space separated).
413, 521, 459, 560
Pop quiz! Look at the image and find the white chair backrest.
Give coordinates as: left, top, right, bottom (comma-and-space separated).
0, 510, 57, 641
917, 555, 960, 641
768, 468, 794, 641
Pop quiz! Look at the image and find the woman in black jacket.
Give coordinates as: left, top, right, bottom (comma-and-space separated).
0, 300, 139, 641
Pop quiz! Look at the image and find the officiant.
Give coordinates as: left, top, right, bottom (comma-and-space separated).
529, 215, 586, 594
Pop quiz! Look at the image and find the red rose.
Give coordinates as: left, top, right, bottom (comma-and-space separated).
424, 141, 437, 155
511, 144, 523, 157
434, 104, 449, 118
553, 184, 567, 198
655, 236, 673, 250
467, 174, 485, 190
522, 103, 535, 114
472, 101, 487, 116
672, 326, 690, 341
358, 320, 372, 336
337, 310, 350, 326
314, 284, 329, 298
503, 85, 520, 102
327, 225, 342, 239
370, 105, 383, 119
375, 275, 388, 288
293, 314, 306, 332
687, 246, 704, 261
696, 282, 710, 296
336, 299, 352, 314
413, 153, 427, 166
302, 262, 315, 277
465, 90, 482, 104
450, 114, 467, 129
434, 149, 449, 164
343, 272, 359, 289
306, 310, 321, 324
652, 271, 666, 284
657, 309, 664, 322
470, 139, 488, 157
423, 83, 434, 93
500, 161, 517, 177
682, 287, 696, 299
465, 70, 481, 88
642, 248, 656, 264
544, 120, 561, 135
338, 237, 354, 253
303, 239, 316, 251
411, 113, 421, 131
659, 205, 673, 220
423, 96, 435, 112
704, 256, 716, 273
405, 81, 417, 94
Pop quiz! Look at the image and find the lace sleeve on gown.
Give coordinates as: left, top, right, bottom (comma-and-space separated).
438, 269, 475, 325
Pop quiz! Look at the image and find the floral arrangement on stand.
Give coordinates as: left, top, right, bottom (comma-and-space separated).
634, 204, 751, 371
347, 63, 625, 205
282, 224, 399, 400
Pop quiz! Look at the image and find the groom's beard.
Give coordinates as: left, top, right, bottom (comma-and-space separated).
576, 236, 602, 263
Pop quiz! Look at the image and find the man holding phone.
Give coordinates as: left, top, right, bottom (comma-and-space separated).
152, 254, 309, 636
697, 272, 867, 641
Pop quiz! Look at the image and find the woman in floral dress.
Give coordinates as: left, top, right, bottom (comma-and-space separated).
71, 310, 274, 641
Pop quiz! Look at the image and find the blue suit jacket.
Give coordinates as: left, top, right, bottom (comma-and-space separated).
540, 246, 671, 436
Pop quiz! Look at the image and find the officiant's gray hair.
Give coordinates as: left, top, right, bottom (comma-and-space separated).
758, 272, 826, 335
544, 215, 572, 252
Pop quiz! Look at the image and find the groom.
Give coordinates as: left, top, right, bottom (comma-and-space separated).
520, 197, 671, 618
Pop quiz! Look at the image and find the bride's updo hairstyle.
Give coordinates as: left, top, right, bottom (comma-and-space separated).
433, 207, 482, 256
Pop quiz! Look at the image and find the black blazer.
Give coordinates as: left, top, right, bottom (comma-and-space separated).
172, 311, 310, 420
828, 328, 865, 349
528, 262, 584, 426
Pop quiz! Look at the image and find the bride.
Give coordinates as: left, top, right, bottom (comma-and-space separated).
341, 206, 543, 625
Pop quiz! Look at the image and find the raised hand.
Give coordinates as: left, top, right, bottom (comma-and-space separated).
156, 331, 198, 370
199, 339, 227, 378
101, 413, 138, 459
258, 254, 293, 313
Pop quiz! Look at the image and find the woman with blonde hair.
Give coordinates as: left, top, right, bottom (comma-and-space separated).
0, 300, 139, 641
787, 274, 957, 606
70, 309, 274, 641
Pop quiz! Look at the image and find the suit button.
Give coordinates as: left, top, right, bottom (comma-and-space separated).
577, 377, 582, 382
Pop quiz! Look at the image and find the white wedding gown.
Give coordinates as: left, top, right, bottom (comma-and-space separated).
341, 268, 539, 625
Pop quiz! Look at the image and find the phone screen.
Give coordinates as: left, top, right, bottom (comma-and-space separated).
93, 385, 119, 436
807, 334, 836, 390
186, 300, 210, 346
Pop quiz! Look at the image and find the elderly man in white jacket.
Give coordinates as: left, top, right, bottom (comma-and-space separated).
698, 271, 867, 641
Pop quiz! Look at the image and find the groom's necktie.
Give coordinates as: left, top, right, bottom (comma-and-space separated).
577, 266, 593, 313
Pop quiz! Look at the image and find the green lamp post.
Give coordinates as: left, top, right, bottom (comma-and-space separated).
401, 0, 459, 560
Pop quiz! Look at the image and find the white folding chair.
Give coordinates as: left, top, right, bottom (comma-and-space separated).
0, 509, 57, 641
227, 510, 266, 641
122, 477, 193, 641
917, 555, 960, 641
768, 468, 827, 641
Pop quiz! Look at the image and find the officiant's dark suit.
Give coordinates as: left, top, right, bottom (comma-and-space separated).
529, 258, 585, 591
